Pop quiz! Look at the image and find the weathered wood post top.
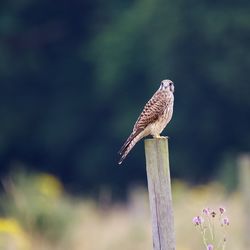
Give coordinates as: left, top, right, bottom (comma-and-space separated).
144, 138, 175, 250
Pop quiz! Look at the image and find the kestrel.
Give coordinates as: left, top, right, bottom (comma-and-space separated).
118, 79, 174, 165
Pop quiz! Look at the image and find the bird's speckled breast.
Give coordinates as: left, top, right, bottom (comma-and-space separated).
148, 92, 174, 136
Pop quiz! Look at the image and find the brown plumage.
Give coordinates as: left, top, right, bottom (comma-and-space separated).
118, 79, 174, 165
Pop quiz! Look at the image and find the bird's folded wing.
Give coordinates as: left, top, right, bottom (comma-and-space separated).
133, 91, 167, 132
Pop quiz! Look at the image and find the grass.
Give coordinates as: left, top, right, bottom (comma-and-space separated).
0, 172, 246, 250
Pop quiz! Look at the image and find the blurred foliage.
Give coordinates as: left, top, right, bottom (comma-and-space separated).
0, 179, 245, 250
0, 217, 30, 250
0, 0, 249, 193
0, 171, 247, 249
0, 171, 75, 242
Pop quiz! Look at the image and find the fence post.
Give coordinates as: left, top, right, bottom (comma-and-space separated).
144, 138, 175, 250
238, 154, 250, 250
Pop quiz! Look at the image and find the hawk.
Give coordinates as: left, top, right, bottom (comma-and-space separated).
118, 79, 174, 165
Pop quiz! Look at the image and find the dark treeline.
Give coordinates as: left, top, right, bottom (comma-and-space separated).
0, 0, 249, 194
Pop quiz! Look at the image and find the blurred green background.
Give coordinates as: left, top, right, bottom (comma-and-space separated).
0, 0, 250, 194
1, 1, 250, 249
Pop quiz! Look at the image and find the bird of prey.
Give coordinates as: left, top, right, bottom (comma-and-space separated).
118, 79, 174, 165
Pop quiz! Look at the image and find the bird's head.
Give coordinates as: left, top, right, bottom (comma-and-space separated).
159, 79, 174, 93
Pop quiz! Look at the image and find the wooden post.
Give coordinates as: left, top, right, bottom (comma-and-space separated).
144, 138, 175, 250
238, 154, 250, 250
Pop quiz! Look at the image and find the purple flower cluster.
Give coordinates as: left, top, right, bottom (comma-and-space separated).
192, 206, 230, 250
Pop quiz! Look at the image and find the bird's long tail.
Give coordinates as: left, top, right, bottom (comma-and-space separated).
118, 130, 145, 165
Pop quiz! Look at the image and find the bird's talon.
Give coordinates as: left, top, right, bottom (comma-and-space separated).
161, 136, 169, 139
153, 135, 169, 139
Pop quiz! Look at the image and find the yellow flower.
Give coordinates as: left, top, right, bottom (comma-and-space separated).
36, 173, 63, 199
0, 218, 30, 250
0, 218, 21, 234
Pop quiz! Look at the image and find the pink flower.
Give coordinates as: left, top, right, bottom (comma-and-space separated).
219, 207, 226, 214
223, 217, 229, 226
211, 211, 216, 218
202, 208, 210, 215
192, 216, 204, 225
207, 244, 213, 250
